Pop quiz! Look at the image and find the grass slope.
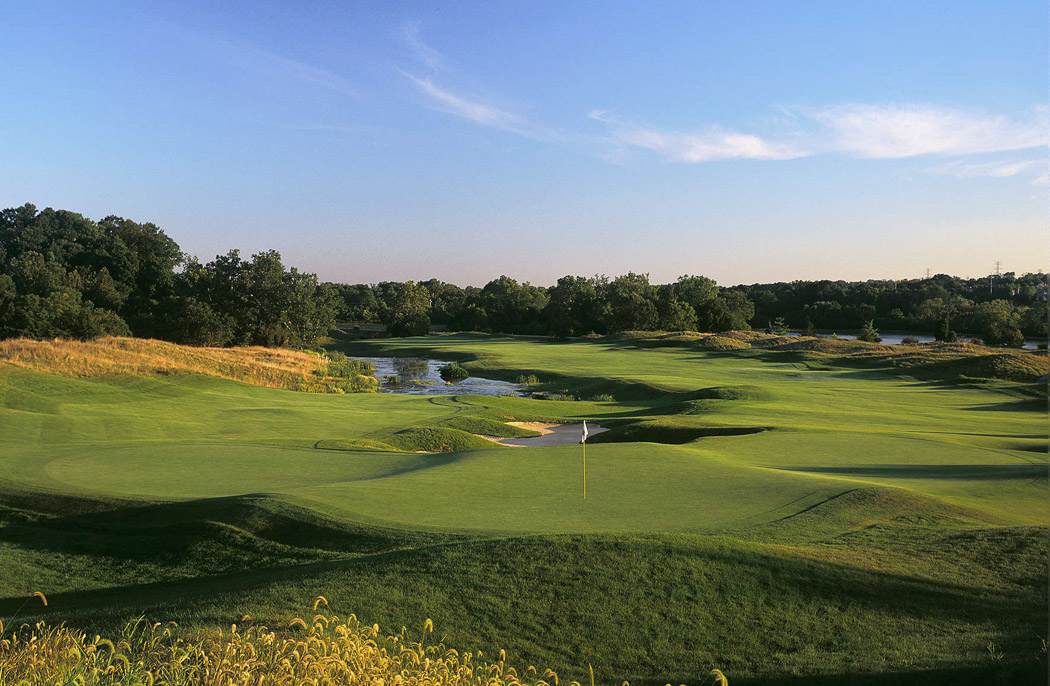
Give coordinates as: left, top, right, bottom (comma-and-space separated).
0, 334, 1045, 685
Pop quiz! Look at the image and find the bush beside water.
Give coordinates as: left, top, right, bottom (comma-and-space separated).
438, 362, 470, 381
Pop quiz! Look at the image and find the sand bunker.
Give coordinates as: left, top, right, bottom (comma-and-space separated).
480, 422, 608, 447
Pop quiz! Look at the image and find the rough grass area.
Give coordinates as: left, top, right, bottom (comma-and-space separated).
0, 337, 330, 390
3, 524, 1043, 686
761, 337, 1047, 381
0, 604, 605, 686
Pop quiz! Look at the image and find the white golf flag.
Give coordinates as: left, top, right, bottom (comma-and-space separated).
580, 420, 589, 444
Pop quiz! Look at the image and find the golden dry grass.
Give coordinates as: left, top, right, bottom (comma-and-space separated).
0, 602, 731, 686
0, 337, 324, 390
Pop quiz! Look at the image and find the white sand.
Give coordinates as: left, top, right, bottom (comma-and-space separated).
478, 422, 608, 447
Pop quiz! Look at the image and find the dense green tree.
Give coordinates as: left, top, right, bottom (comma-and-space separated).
544, 275, 603, 337
476, 276, 548, 334
379, 281, 431, 337
699, 291, 754, 332
420, 279, 467, 326
659, 299, 698, 332
331, 283, 380, 322
603, 272, 659, 332
972, 300, 1024, 346
670, 275, 718, 314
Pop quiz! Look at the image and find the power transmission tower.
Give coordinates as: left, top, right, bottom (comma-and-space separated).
924, 268, 931, 279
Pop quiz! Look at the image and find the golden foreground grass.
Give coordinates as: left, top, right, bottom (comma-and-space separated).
0, 337, 324, 390
0, 598, 728, 686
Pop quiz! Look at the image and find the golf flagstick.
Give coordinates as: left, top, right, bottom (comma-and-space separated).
580, 420, 589, 500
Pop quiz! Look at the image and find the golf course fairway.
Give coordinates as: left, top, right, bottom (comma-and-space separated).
0, 334, 1045, 685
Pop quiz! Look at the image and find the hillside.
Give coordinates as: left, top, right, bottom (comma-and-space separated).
0, 337, 362, 392
0, 333, 1044, 685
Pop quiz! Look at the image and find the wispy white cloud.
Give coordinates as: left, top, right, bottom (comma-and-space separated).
589, 103, 1047, 171
809, 103, 1047, 158
403, 73, 560, 141
588, 110, 805, 162
398, 25, 561, 141
928, 158, 1044, 180
401, 22, 443, 74
394, 21, 562, 141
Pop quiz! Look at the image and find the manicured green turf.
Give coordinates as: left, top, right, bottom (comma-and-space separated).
0, 334, 1045, 684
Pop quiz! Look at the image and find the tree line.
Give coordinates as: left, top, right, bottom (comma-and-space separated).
1, 204, 1044, 348
727, 274, 1046, 345
0, 204, 335, 346
329, 273, 754, 338
331, 271, 1045, 346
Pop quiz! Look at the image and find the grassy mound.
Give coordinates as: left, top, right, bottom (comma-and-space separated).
385, 427, 500, 452
859, 346, 1048, 382
684, 385, 773, 401
737, 486, 995, 544
765, 336, 889, 352
0, 337, 385, 393
765, 339, 1049, 382
0, 337, 333, 391
314, 438, 400, 452
440, 416, 542, 438
588, 418, 768, 444
695, 334, 752, 350
604, 331, 753, 351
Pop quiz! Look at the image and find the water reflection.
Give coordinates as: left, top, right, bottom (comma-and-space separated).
353, 357, 526, 396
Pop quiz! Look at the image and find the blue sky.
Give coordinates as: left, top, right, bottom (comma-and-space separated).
1, 1, 1045, 286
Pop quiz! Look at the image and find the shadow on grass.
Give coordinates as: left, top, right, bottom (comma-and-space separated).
0, 493, 455, 563
961, 398, 1047, 412
652, 662, 1048, 686
2, 530, 1041, 631
778, 465, 1047, 480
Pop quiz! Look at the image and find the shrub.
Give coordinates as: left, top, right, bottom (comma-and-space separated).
438, 362, 470, 381
516, 373, 541, 384
900, 335, 920, 345
857, 320, 882, 343
326, 358, 375, 378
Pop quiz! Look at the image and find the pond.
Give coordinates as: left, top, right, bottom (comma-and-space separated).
354, 357, 526, 396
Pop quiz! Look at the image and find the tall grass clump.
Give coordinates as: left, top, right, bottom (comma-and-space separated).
0, 337, 384, 393
0, 337, 321, 390
302, 351, 379, 393
0, 601, 731, 686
